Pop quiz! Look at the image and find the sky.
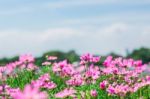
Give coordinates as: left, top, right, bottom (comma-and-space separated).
0, 0, 150, 57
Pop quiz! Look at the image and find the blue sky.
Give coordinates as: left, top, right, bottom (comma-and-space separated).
0, 0, 150, 57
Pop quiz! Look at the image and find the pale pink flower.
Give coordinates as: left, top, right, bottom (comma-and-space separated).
12, 84, 48, 99
27, 63, 38, 70
47, 56, 57, 60
75, 65, 86, 73
42, 81, 57, 89
55, 88, 76, 98
6, 87, 20, 97
38, 73, 50, 81
42, 62, 51, 66
90, 56, 100, 63
19, 54, 34, 63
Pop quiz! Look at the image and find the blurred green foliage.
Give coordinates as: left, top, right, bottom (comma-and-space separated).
127, 47, 150, 63
0, 47, 150, 66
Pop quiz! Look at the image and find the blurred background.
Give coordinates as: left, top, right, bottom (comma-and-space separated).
0, 0, 150, 65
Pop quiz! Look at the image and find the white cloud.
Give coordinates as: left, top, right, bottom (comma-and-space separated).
0, 28, 79, 44
40, 28, 81, 42
48, 11, 150, 27
0, 23, 150, 57
99, 23, 128, 34
92, 23, 150, 55
0, 28, 81, 57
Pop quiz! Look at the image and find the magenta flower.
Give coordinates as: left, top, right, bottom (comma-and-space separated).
103, 56, 113, 67
85, 65, 100, 80
134, 60, 142, 67
90, 90, 97, 97
146, 76, 150, 81
100, 80, 108, 89
66, 74, 84, 86
107, 85, 115, 95
52, 60, 76, 77
31, 73, 57, 90
80, 53, 100, 65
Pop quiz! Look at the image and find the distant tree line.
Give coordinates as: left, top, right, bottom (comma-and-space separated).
0, 47, 150, 66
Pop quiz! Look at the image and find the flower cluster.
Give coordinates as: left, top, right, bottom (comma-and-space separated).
84, 65, 101, 83
0, 53, 150, 99
31, 73, 57, 89
100, 56, 150, 96
0, 85, 20, 98
0, 54, 38, 80
80, 53, 100, 65
52, 60, 76, 77
66, 73, 84, 86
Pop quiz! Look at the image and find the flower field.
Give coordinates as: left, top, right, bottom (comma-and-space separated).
0, 53, 150, 99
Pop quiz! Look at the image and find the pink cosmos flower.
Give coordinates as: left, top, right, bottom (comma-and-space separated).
66, 74, 84, 86
39, 73, 50, 81
0, 85, 20, 98
103, 56, 113, 67
107, 85, 115, 95
42, 62, 51, 66
90, 90, 97, 97
90, 56, 100, 63
31, 73, 57, 90
123, 59, 134, 67
100, 80, 108, 89
134, 60, 142, 67
80, 53, 100, 65
6, 87, 20, 97
146, 76, 150, 81
12, 84, 48, 99
102, 67, 114, 74
114, 84, 129, 96
80, 53, 92, 64
19, 54, 34, 63
42, 81, 57, 89
52, 60, 76, 77
27, 63, 38, 70
55, 88, 76, 98
47, 56, 57, 60
85, 65, 100, 80
52, 60, 68, 72
75, 65, 86, 73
